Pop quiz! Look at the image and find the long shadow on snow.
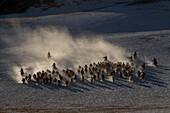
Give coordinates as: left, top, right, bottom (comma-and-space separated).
90, 81, 112, 90
72, 79, 132, 90
135, 82, 151, 88
27, 80, 59, 90
19, 64, 168, 91
98, 80, 116, 88
27, 81, 85, 93
115, 82, 133, 89
27, 83, 43, 90
76, 78, 96, 89
71, 82, 90, 91
41, 84, 60, 91
99, 79, 133, 89
144, 65, 167, 87
133, 76, 151, 88
114, 77, 134, 89
61, 85, 84, 93
74, 80, 111, 90
158, 65, 170, 72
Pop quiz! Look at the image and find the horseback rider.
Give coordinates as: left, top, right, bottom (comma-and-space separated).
134, 51, 137, 59
22, 78, 25, 84
52, 63, 58, 71
20, 68, 24, 76
153, 58, 158, 67
103, 56, 107, 61
47, 52, 51, 59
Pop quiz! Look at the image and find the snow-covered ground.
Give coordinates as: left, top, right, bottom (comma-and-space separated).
0, 1, 170, 113
0, 0, 127, 18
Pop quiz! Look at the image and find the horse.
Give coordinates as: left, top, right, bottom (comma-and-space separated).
70, 78, 73, 84
22, 78, 26, 84
130, 56, 133, 62
82, 75, 84, 82
25, 76, 28, 81
49, 74, 52, 83
101, 74, 105, 81
137, 71, 141, 78
103, 56, 107, 61
58, 80, 61, 86
33, 74, 36, 80
153, 58, 157, 67
52, 63, 58, 71
74, 75, 77, 81
84, 64, 88, 69
65, 81, 69, 86
28, 74, 32, 83
81, 69, 84, 76
36, 76, 40, 84
97, 71, 100, 80
53, 78, 57, 83
43, 77, 46, 84
141, 72, 146, 82
134, 51, 137, 59
20, 68, 24, 76
47, 52, 51, 59
141, 63, 145, 70
90, 77, 94, 83
93, 74, 96, 80
59, 74, 63, 81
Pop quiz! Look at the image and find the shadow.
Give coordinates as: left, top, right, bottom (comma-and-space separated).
40, 82, 85, 93
134, 81, 151, 88
71, 83, 90, 91
98, 80, 116, 88
41, 83, 59, 91
64, 85, 84, 93
91, 81, 112, 90
143, 66, 167, 88
111, 63, 168, 89
151, 82, 167, 87
117, 83, 133, 89
26, 82, 43, 90
145, 75, 167, 87
105, 77, 133, 89
158, 65, 170, 71
78, 80, 96, 89
22, 64, 167, 91
147, 69, 165, 75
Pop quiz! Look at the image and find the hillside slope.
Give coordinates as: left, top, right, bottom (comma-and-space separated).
0, 0, 168, 18
0, 1, 170, 113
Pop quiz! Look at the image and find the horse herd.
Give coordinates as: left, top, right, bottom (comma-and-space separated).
20, 51, 158, 87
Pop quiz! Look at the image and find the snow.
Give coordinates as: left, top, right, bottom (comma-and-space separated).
0, 1, 170, 113
0, 0, 127, 19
